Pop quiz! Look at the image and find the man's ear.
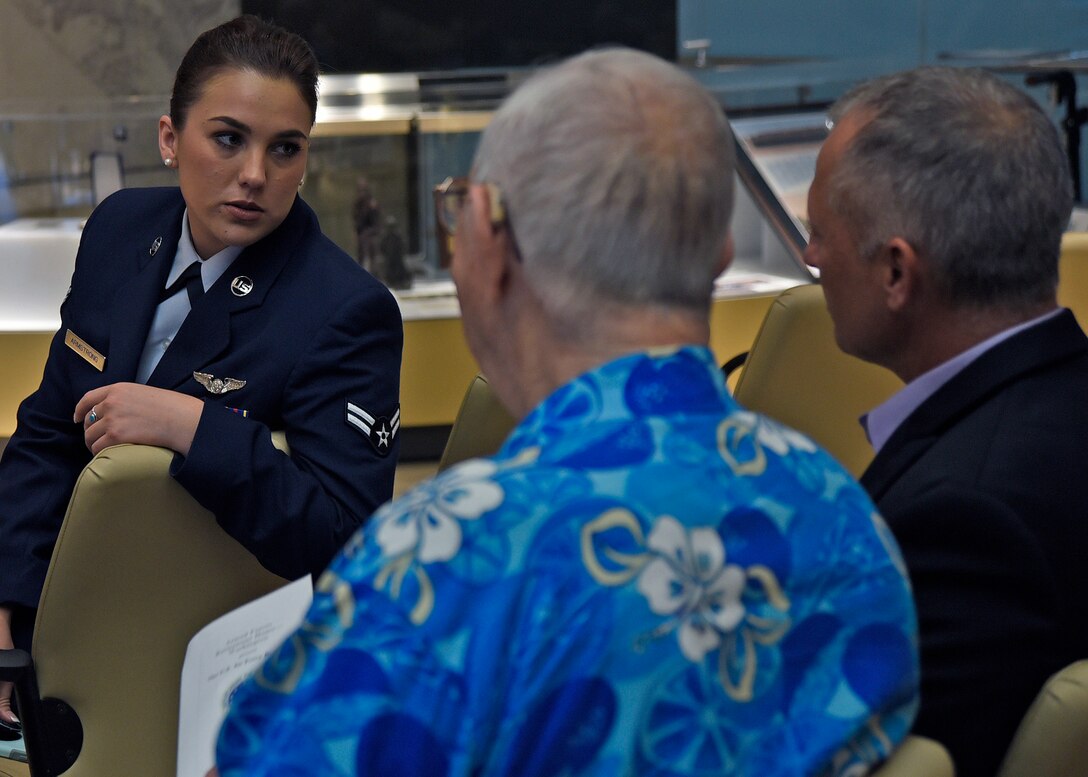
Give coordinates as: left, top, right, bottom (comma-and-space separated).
464, 182, 515, 303
880, 237, 923, 313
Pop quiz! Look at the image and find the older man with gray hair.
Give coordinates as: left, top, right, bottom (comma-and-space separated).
214, 48, 918, 776
806, 66, 1088, 777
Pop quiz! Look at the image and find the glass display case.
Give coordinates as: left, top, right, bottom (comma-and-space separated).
304, 71, 816, 307
0, 70, 824, 331
730, 110, 829, 280
0, 81, 829, 342
0, 95, 174, 223
0, 69, 823, 443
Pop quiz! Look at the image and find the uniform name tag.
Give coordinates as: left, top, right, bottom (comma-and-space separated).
65, 329, 105, 372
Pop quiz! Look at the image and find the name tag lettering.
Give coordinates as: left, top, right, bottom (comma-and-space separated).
65, 329, 106, 372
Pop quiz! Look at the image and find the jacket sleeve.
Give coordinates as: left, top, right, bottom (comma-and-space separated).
882, 485, 1066, 777
170, 283, 403, 580
0, 326, 90, 608
0, 201, 118, 609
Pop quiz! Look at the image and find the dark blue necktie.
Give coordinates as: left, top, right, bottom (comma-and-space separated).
160, 261, 204, 307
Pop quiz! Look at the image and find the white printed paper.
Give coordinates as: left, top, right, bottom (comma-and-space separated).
176, 575, 313, 777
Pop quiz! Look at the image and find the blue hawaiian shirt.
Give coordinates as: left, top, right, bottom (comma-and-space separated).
217, 346, 918, 777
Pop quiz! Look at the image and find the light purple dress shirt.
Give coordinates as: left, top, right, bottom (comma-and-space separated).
862, 309, 1063, 453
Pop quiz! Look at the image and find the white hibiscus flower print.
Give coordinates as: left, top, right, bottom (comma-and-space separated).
636, 515, 747, 662
743, 412, 817, 455
376, 459, 504, 563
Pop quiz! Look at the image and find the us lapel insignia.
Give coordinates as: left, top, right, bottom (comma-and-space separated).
149, 236, 162, 256
346, 402, 400, 456
231, 276, 254, 296
193, 371, 247, 395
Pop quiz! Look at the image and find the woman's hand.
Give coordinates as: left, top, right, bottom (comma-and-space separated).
75, 383, 204, 456
0, 606, 19, 731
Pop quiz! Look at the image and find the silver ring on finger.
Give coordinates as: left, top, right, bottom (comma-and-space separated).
87, 408, 99, 425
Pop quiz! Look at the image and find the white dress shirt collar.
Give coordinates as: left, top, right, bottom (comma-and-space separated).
164, 209, 244, 292
135, 211, 244, 384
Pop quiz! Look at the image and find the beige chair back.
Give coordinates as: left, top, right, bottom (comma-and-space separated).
438, 374, 517, 472
28, 438, 291, 777
997, 659, 1088, 777
1059, 232, 1088, 327
732, 283, 903, 476
871, 734, 955, 777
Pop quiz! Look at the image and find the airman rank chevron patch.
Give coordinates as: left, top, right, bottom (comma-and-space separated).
346, 402, 400, 456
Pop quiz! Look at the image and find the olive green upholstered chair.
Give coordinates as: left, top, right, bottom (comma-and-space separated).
0, 435, 291, 777
437, 373, 517, 473
731, 283, 903, 477
871, 734, 955, 777
1059, 231, 1088, 326
996, 659, 1088, 777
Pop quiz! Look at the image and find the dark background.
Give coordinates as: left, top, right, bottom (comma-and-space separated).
242, 0, 677, 73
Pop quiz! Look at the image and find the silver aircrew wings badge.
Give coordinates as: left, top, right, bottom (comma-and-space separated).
193, 371, 247, 395
346, 402, 400, 456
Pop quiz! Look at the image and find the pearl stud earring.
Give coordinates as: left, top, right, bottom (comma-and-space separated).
163, 158, 173, 168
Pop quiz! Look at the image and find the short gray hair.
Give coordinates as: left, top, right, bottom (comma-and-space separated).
829, 66, 1072, 309
472, 48, 735, 325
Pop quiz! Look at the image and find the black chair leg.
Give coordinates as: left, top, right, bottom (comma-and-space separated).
0, 649, 82, 777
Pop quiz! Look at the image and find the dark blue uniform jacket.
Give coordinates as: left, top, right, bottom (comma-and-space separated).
0, 187, 403, 647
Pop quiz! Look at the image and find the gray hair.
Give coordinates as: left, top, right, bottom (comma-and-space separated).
472, 48, 735, 325
829, 66, 1073, 309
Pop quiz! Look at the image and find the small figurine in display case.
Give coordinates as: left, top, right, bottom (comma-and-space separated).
351, 176, 381, 273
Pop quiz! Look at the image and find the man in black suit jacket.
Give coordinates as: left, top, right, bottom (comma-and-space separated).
805, 67, 1088, 777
